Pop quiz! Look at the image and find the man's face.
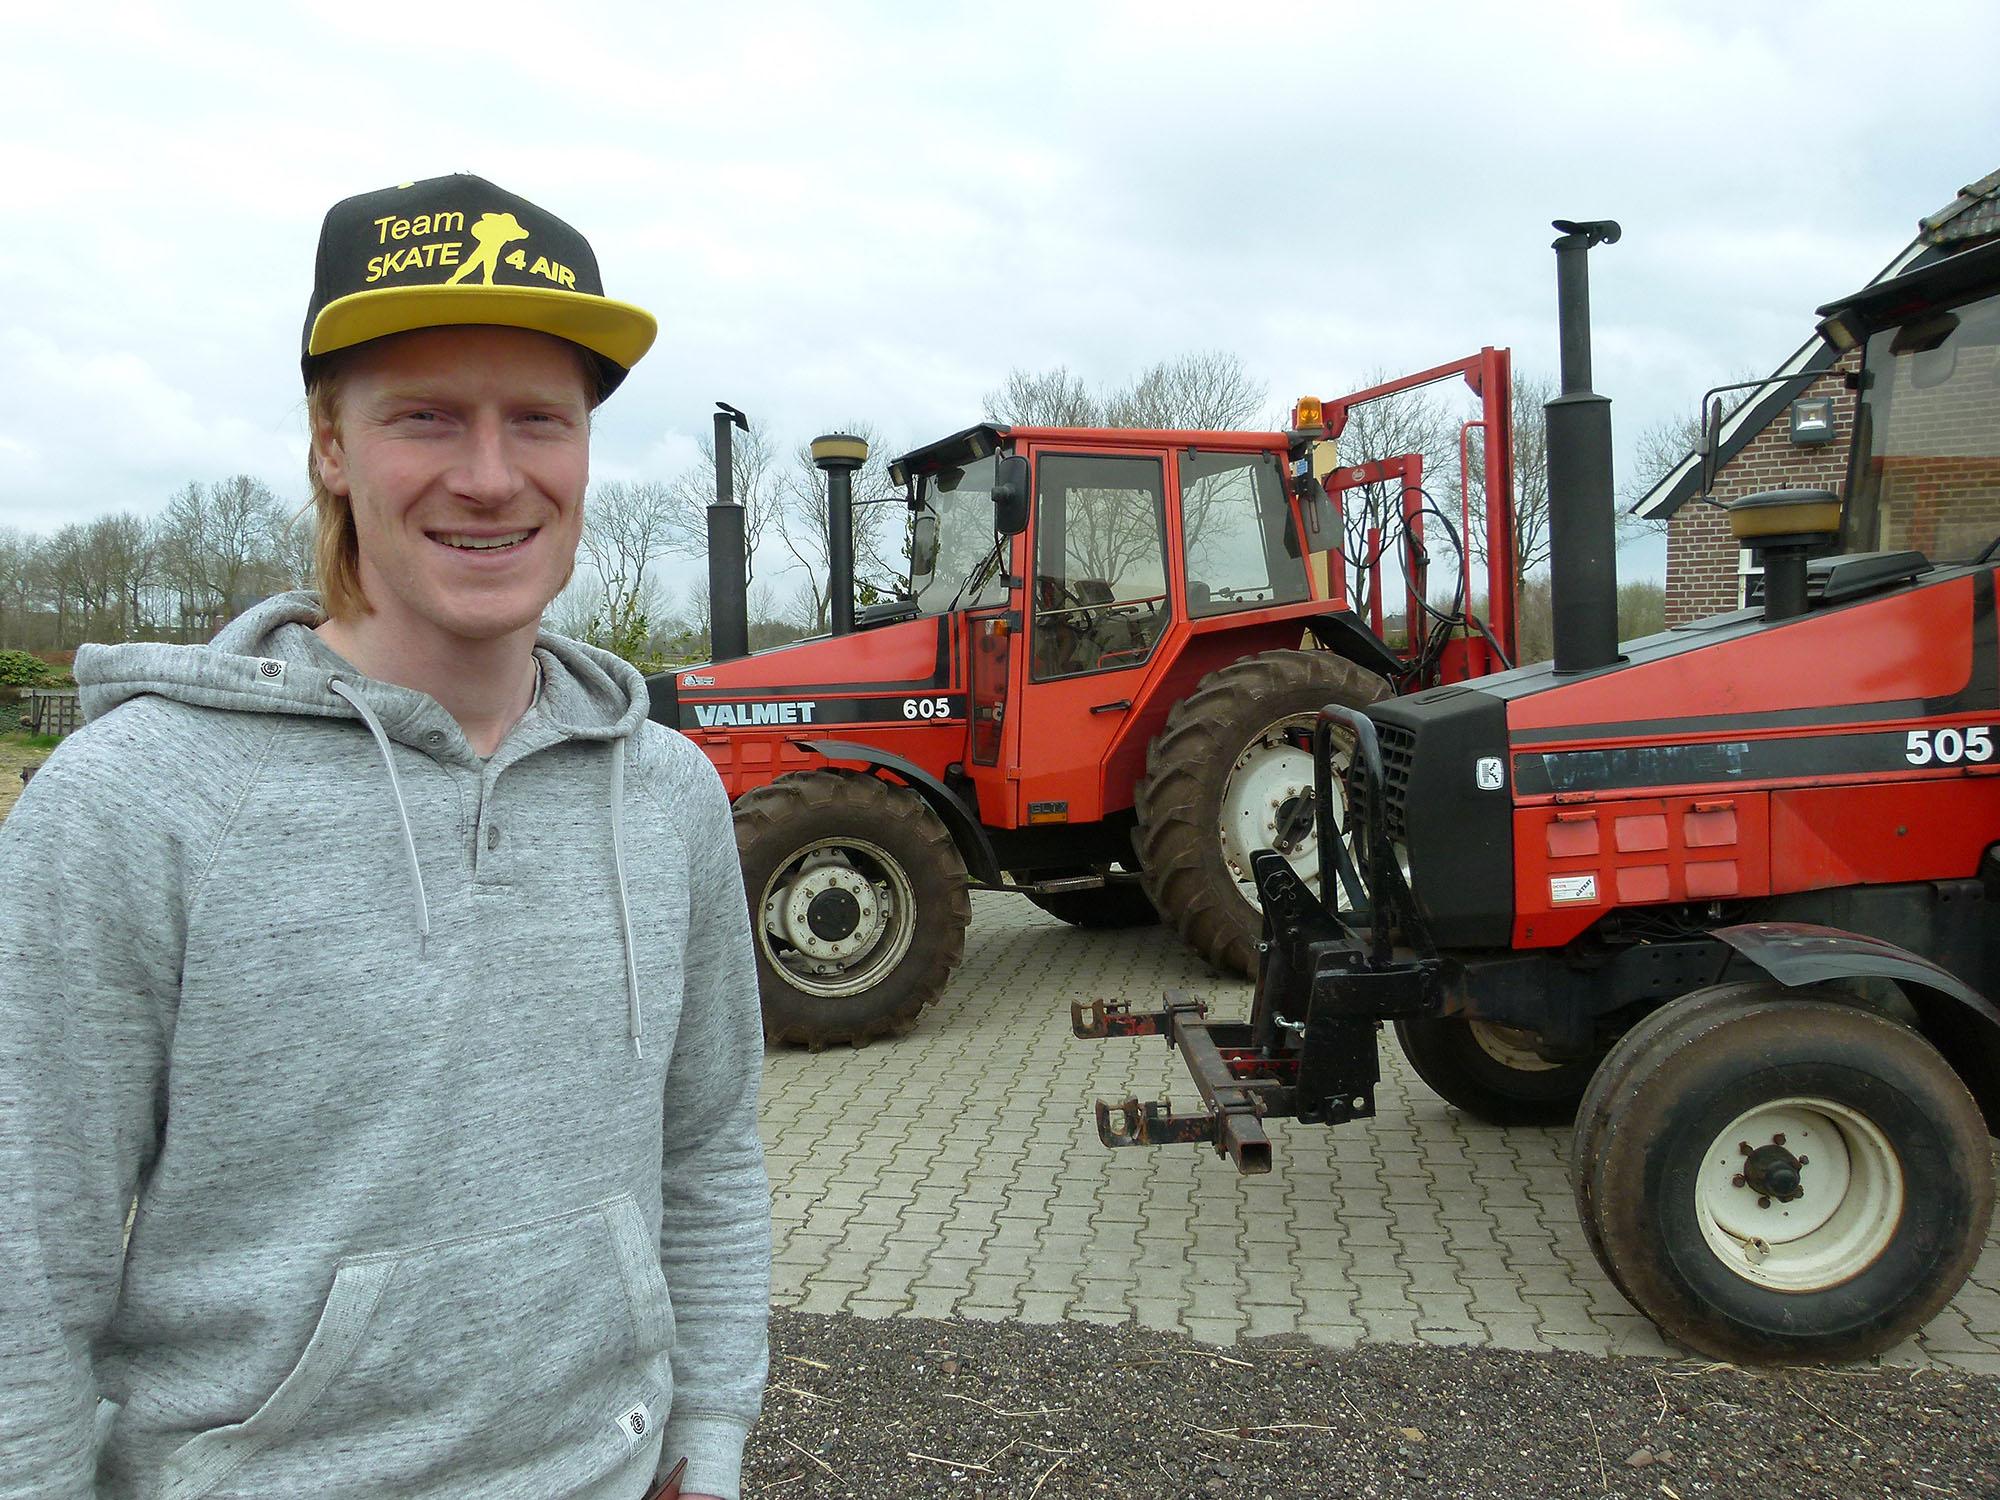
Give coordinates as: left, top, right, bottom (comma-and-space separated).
315, 326, 593, 645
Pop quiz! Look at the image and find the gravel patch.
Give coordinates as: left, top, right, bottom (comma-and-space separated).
0, 738, 46, 824
748, 1307, 1999, 1498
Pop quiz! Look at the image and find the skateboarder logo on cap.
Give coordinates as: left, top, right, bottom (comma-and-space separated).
446, 211, 530, 287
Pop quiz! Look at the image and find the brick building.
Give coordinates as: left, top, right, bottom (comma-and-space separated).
1635, 169, 2000, 625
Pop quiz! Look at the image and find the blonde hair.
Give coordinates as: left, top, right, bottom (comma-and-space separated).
306, 362, 368, 620
305, 341, 609, 622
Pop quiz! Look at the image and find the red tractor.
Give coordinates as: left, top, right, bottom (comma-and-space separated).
1079, 220, 2000, 1363
648, 355, 1518, 1046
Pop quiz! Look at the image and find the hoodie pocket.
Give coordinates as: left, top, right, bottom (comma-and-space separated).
159, 1194, 674, 1500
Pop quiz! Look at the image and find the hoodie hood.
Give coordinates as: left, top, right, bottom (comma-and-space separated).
75, 590, 650, 747
75, 590, 661, 1055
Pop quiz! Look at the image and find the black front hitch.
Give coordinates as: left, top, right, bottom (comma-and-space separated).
1077, 700, 1446, 1170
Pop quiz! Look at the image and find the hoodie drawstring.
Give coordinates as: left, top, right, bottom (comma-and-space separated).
329, 679, 432, 951
332, 678, 641, 1056
610, 737, 644, 1058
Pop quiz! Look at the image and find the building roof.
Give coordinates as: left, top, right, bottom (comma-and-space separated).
1633, 167, 1999, 523
1921, 167, 2000, 249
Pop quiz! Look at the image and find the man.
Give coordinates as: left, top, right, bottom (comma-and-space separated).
0, 174, 769, 1500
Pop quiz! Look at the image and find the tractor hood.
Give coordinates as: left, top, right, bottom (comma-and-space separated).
1366, 555, 1979, 951
644, 614, 954, 735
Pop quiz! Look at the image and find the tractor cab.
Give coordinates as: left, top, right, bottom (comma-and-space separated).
656, 351, 1515, 1051
892, 420, 1341, 838
1821, 236, 2000, 564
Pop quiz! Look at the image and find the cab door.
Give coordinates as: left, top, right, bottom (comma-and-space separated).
1009, 448, 1173, 824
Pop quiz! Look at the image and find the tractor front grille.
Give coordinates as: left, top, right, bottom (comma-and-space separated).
1376, 720, 1416, 842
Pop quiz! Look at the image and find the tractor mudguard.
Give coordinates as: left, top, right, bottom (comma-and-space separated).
1302, 611, 1406, 686
1713, 921, 2000, 1025
1715, 921, 2000, 1129
794, 737, 1003, 885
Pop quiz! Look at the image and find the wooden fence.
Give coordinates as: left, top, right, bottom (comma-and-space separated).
21, 689, 82, 738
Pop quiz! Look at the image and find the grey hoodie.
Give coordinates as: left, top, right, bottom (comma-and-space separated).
0, 593, 769, 1500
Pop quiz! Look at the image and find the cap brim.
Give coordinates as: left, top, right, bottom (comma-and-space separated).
307, 284, 658, 371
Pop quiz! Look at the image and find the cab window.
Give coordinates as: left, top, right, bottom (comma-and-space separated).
1180, 449, 1310, 617
1031, 454, 1169, 679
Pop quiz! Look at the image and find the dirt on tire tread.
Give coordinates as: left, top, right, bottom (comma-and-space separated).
1133, 649, 1387, 975
734, 771, 969, 1049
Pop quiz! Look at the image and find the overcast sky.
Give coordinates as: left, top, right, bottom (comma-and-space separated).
5, 0, 1997, 599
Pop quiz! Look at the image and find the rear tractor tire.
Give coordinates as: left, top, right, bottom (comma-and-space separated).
1134, 649, 1388, 976
734, 771, 970, 1048
1574, 987, 1992, 1364
1395, 1016, 1601, 1126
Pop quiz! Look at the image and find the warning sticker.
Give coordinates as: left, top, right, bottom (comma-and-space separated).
1549, 874, 1599, 905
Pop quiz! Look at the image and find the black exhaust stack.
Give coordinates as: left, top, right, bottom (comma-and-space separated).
1545, 219, 1622, 675
811, 433, 869, 637
708, 401, 751, 662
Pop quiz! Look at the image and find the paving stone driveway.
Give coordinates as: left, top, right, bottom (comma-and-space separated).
761, 893, 2000, 1372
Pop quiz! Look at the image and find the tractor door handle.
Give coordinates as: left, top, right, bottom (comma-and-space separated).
1091, 699, 1132, 715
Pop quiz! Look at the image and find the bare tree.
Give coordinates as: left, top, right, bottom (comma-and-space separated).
580, 479, 677, 621
207, 475, 289, 615
0, 527, 35, 648
983, 364, 1100, 425
545, 572, 606, 640
1619, 370, 1759, 539
1456, 370, 1556, 600
269, 503, 317, 591
662, 426, 781, 573
41, 524, 92, 646
983, 351, 1266, 432
1507, 370, 1555, 589
773, 423, 904, 635
1316, 374, 1462, 625
682, 574, 710, 641
1105, 351, 1266, 430
87, 512, 154, 640
153, 482, 210, 632
154, 476, 290, 635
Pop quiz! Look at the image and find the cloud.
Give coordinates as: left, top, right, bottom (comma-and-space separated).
0, 330, 305, 532
3, 0, 1998, 588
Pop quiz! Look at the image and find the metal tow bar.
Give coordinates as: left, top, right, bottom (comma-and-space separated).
1071, 989, 1294, 1174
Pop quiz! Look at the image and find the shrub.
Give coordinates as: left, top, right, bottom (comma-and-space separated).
0, 650, 57, 689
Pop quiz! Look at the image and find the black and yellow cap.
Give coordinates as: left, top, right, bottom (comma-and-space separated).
301, 173, 657, 396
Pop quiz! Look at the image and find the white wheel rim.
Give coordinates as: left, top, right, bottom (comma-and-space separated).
1694, 1097, 1905, 1293
758, 838, 917, 998
1218, 714, 1354, 912
1469, 1020, 1561, 1073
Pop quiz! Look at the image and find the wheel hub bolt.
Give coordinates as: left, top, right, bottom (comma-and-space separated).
1739, 1140, 1807, 1203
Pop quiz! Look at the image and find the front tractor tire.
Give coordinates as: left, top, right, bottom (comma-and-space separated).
1574, 988, 1993, 1364
734, 771, 970, 1048
1134, 650, 1388, 976
1394, 1017, 1601, 1126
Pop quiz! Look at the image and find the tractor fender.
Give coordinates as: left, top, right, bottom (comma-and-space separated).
1302, 611, 1405, 685
1714, 921, 2000, 1131
793, 738, 1003, 886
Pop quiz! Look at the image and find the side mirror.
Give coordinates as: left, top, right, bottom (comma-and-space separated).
1294, 471, 1338, 551
910, 512, 940, 578
992, 454, 1031, 536
1697, 395, 1724, 502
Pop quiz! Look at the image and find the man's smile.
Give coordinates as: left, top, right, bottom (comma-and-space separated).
427, 528, 539, 554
